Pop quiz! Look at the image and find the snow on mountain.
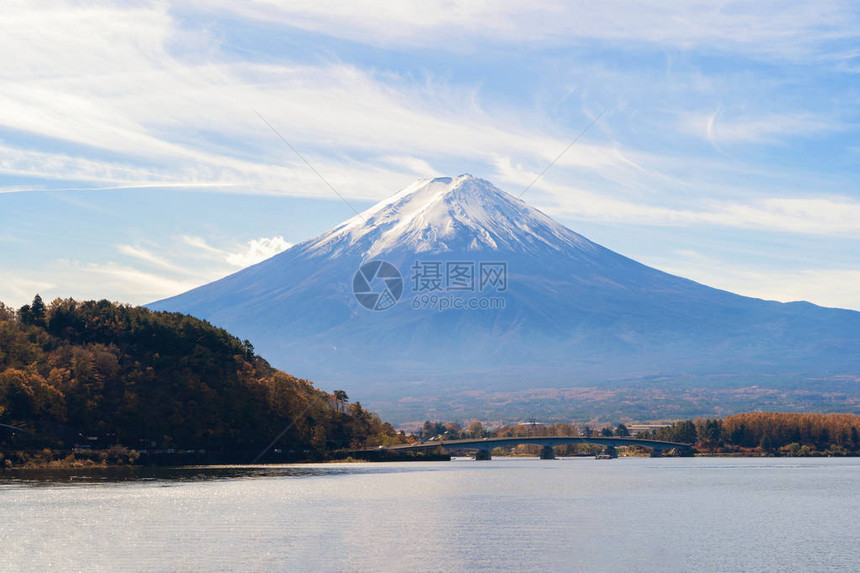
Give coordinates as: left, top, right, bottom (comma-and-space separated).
149, 175, 860, 422
309, 174, 594, 259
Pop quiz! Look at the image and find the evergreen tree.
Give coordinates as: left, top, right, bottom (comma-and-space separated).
17, 304, 31, 324
333, 390, 349, 413
30, 294, 46, 324
19, 294, 47, 326
660, 420, 697, 444
697, 419, 724, 449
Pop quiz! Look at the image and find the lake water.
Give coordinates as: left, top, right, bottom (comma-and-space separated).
2, 457, 858, 572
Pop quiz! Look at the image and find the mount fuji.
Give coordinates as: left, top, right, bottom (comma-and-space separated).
150, 175, 860, 423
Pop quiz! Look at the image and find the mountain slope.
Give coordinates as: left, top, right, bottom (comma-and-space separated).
150, 175, 860, 422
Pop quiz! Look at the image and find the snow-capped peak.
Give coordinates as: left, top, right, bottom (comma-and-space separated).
307, 174, 595, 259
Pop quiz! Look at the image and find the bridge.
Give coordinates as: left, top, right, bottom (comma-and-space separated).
370, 436, 692, 460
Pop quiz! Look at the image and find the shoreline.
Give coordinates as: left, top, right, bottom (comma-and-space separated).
3, 450, 857, 471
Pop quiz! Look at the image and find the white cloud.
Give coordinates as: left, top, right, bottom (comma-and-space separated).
184, 235, 292, 266
225, 236, 293, 267
0, 232, 298, 308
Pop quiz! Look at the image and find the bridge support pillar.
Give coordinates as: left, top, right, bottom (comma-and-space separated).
475, 449, 492, 461
539, 446, 556, 460
649, 448, 662, 458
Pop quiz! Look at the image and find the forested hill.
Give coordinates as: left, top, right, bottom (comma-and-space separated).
0, 296, 403, 459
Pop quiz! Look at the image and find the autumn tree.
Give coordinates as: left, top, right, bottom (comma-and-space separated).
467, 421, 485, 438
0, 297, 404, 457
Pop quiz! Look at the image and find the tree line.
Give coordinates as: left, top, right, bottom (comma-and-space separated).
0, 296, 405, 465
418, 413, 860, 456
645, 413, 860, 455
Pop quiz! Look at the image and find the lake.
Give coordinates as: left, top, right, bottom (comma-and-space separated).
2, 457, 858, 572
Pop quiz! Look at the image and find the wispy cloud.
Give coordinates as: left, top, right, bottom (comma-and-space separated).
0, 234, 297, 308
2, 1, 856, 226
198, 0, 860, 62
681, 110, 843, 145
650, 250, 860, 311
0, 259, 199, 307
67, 261, 200, 300
496, 158, 860, 236
0, 275, 58, 308
116, 245, 187, 273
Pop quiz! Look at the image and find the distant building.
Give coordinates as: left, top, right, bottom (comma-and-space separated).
627, 424, 670, 436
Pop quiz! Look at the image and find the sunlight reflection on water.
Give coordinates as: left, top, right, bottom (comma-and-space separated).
2, 457, 858, 572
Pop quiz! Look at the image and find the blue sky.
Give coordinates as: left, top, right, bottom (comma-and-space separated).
1, 1, 859, 310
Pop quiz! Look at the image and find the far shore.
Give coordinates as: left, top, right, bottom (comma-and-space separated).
3, 449, 856, 471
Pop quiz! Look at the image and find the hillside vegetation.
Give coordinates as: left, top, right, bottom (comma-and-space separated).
652, 412, 860, 455
0, 296, 403, 463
